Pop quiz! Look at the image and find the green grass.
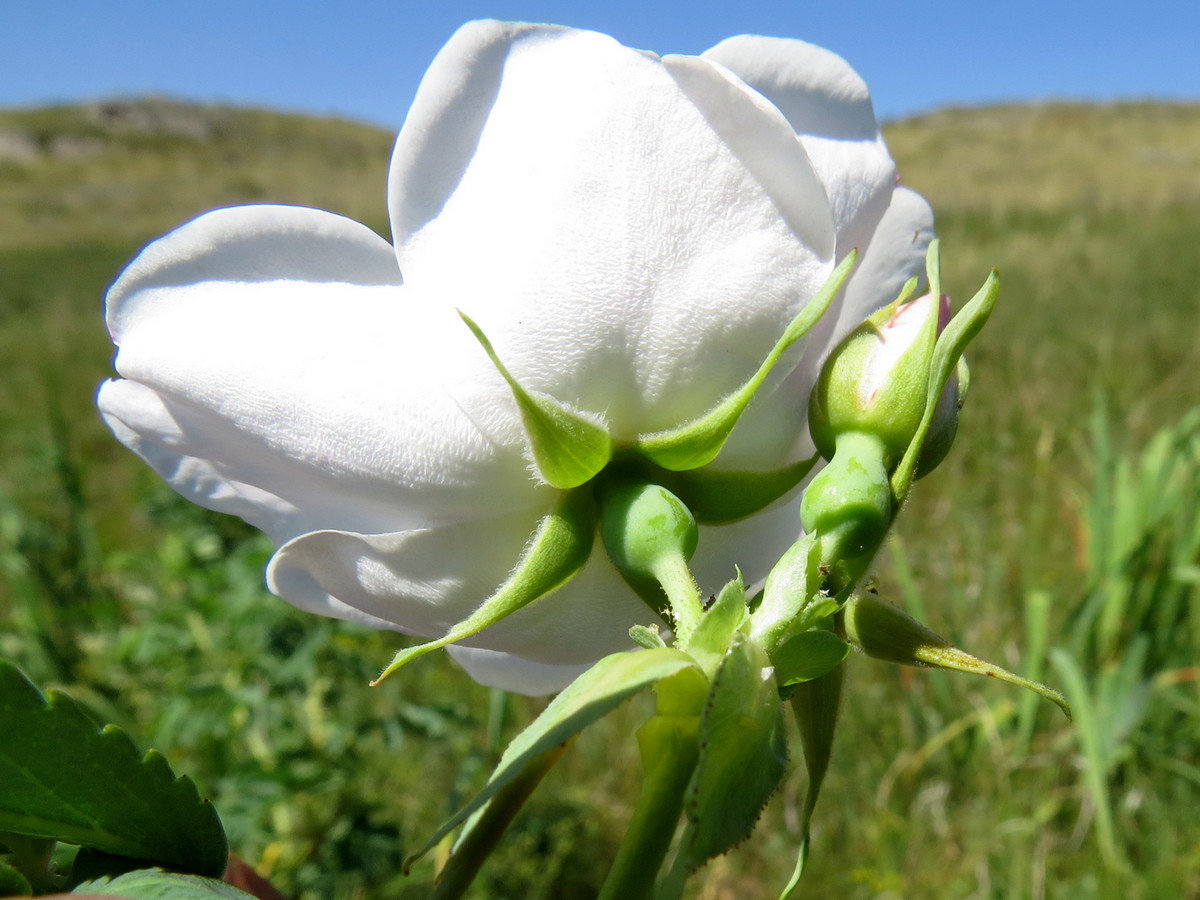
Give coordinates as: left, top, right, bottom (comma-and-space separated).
2, 98, 1199, 898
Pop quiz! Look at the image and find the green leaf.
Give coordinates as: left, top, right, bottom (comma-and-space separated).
373, 490, 598, 683
636, 252, 857, 472
676, 635, 787, 873
773, 629, 850, 688
404, 648, 698, 872
0, 661, 227, 878
74, 870, 256, 899
891, 266, 999, 502
460, 311, 612, 488
684, 574, 748, 676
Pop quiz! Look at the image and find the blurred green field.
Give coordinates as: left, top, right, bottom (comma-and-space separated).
1, 98, 1198, 899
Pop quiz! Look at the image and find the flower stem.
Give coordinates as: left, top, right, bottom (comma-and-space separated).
598, 671, 706, 900
430, 740, 571, 900
597, 715, 700, 900
652, 551, 704, 648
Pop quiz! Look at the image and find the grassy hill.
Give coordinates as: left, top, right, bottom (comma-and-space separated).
1, 97, 1198, 899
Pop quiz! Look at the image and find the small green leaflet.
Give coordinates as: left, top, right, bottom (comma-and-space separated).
74, 869, 256, 899
773, 629, 851, 688
0, 660, 228, 878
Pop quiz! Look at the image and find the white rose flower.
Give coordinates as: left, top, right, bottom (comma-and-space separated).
98, 21, 933, 695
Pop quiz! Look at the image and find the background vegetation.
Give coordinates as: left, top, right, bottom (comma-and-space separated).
1, 97, 1198, 899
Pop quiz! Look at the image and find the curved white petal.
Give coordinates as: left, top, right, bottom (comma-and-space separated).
699, 35, 903, 467
267, 510, 652, 666
702, 35, 895, 258
839, 186, 937, 328
265, 480, 804, 676
389, 21, 835, 458
102, 205, 549, 543
266, 508, 551, 639
445, 646, 592, 697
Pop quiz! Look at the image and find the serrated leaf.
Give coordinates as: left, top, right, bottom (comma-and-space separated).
74, 869, 256, 899
773, 629, 851, 687
0, 661, 227, 878
677, 635, 787, 870
404, 648, 697, 871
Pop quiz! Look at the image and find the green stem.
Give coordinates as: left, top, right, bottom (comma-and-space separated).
652, 552, 704, 648
430, 741, 571, 900
597, 714, 701, 900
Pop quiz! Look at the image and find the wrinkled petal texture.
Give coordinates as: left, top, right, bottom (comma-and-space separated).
100, 21, 934, 695
389, 22, 835, 450
704, 36, 932, 436
100, 205, 548, 545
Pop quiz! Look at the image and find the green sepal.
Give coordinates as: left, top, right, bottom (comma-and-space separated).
636, 252, 857, 472
842, 592, 1071, 717
0, 661, 228, 878
403, 648, 699, 873
684, 573, 749, 676
773, 629, 850, 689
781, 665, 844, 898
658, 453, 819, 525
806, 274, 928, 465
73, 870, 257, 898
373, 490, 598, 684
891, 264, 999, 502
673, 635, 787, 877
459, 311, 612, 489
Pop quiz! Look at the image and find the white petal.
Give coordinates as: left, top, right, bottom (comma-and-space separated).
702, 36, 895, 257
839, 186, 937, 328
267, 509, 656, 665
266, 509, 547, 639
102, 204, 548, 543
446, 645, 592, 696
388, 21, 834, 457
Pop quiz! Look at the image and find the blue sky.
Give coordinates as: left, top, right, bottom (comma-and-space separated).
4, 1, 1197, 128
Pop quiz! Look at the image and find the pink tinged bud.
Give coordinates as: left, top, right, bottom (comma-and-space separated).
809, 292, 961, 476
